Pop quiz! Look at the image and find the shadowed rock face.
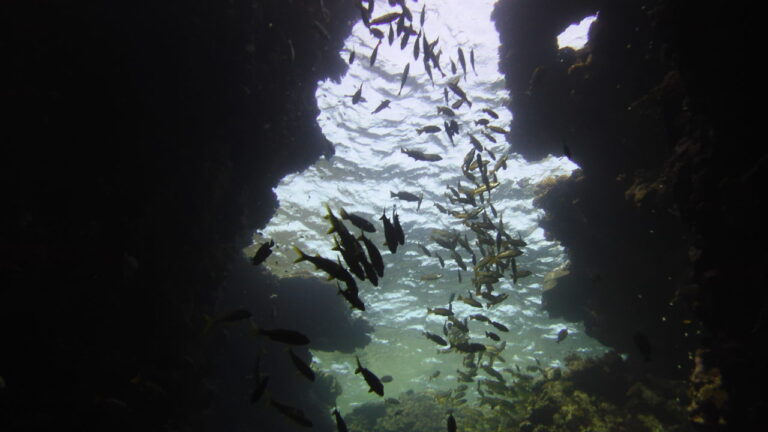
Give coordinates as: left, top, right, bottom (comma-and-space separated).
494, 0, 757, 429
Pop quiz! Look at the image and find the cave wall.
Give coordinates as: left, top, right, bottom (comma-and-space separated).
493, 0, 759, 429
1, 0, 358, 430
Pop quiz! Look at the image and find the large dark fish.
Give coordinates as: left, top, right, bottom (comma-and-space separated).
355, 356, 384, 396
358, 233, 384, 277
270, 399, 313, 428
371, 99, 391, 114
398, 63, 410, 96
251, 240, 274, 266
370, 40, 382, 67
293, 246, 354, 283
380, 210, 398, 253
288, 348, 315, 381
340, 208, 376, 232
392, 207, 405, 245
333, 408, 349, 432
457, 47, 467, 78
447, 413, 457, 432
423, 331, 448, 346
255, 326, 310, 345
337, 282, 365, 311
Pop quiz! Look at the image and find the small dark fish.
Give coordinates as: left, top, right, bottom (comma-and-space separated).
250, 375, 269, 404
340, 208, 376, 232
482, 108, 499, 119
380, 210, 398, 254
333, 407, 349, 432
437, 106, 455, 116
349, 48, 356, 65
485, 331, 501, 342
423, 331, 448, 346
556, 328, 568, 343
454, 342, 486, 354
447, 81, 471, 107
449, 119, 459, 135
388, 23, 394, 45
427, 307, 453, 317
450, 58, 457, 74
435, 252, 445, 268
420, 4, 426, 27
400, 29, 411, 50
491, 321, 509, 332
470, 313, 490, 323
358, 233, 384, 277
251, 240, 275, 266
355, 356, 384, 396
396, 13, 405, 37
468, 134, 483, 152
256, 327, 311, 345
470, 48, 476, 74
390, 191, 423, 211
447, 413, 457, 432
371, 99, 391, 114
481, 131, 497, 143
457, 47, 467, 78
420, 273, 443, 281
401, 147, 442, 162
444, 88, 449, 105
417, 243, 432, 257
392, 207, 405, 245
487, 125, 508, 135
204, 309, 252, 333
380, 375, 394, 383
634, 332, 651, 361
413, 30, 421, 60
352, 82, 364, 105
370, 27, 384, 39
313, 21, 330, 40
370, 12, 401, 26
457, 269, 462, 283
270, 399, 313, 428
288, 348, 315, 381
337, 282, 366, 311
370, 40, 382, 67
475, 118, 490, 127
451, 98, 464, 109
293, 246, 354, 283
416, 125, 441, 135
398, 63, 410, 96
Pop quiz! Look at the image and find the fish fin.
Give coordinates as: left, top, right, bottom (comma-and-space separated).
292, 247, 306, 263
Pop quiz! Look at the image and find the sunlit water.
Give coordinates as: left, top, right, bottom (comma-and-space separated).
255, 0, 607, 411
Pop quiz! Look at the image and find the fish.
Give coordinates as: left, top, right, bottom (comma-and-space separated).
457, 294, 483, 308
416, 125, 441, 135
457, 47, 467, 78
370, 27, 384, 39
352, 82, 364, 104
371, 99, 391, 114
390, 191, 423, 210
449, 119, 459, 135
401, 147, 442, 162
556, 328, 568, 343
482, 108, 499, 119
420, 4, 425, 27
496, 248, 523, 259
370, 12, 401, 26
481, 364, 504, 382
475, 119, 489, 127
454, 342, 486, 354
416, 243, 432, 257
485, 331, 501, 342
388, 23, 394, 45
450, 250, 467, 271
358, 234, 384, 277
313, 21, 330, 40
490, 321, 509, 332
423, 53, 434, 85
337, 282, 366, 311
349, 48, 355, 64
420, 273, 443, 281
288, 348, 315, 381
424, 331, 449, 346
434, 202, 449, 214
447, 81, 471, 107
481, 131, 497, 143
392, 207, 405, 245
400, 29, 411, 50
486, 125, 509, 134
254, 326, 310, 345
633, 332, 651, 361
447, 413, 457, 432
457, 269, 462, 283
250, 375, 269, 404
451, 98, 464, 109
293, 246, 354, 283
400, 2, 412, 21
435, 252, 445, 268
429, 370, 441, 381
470, 48, 476, 74
470, 313, 491, 323
370, 40, 382, 66
203, 309, 252, 334
444, 88, 449, 105
355, 356, 384, 396
468, 134, 483, 152
413, 30, 421, 60
437, 106, 456, 116
395, 13, 405, 37
270, 398, 313, 428
427, 306, 453, 317
450, 58, 457, 74
333, 408, 349, 432
380, 210, 398, 254
340, 208, 376, 232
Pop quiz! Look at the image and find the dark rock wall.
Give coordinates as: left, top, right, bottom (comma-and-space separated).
1, 0, 357, 430
494, 0, 758, 429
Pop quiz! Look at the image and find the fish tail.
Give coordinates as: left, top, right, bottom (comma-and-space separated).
417, 129, 424, 135
292, 247, 307, 263
390, 191, 397, 198
339, 207, 349, 219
